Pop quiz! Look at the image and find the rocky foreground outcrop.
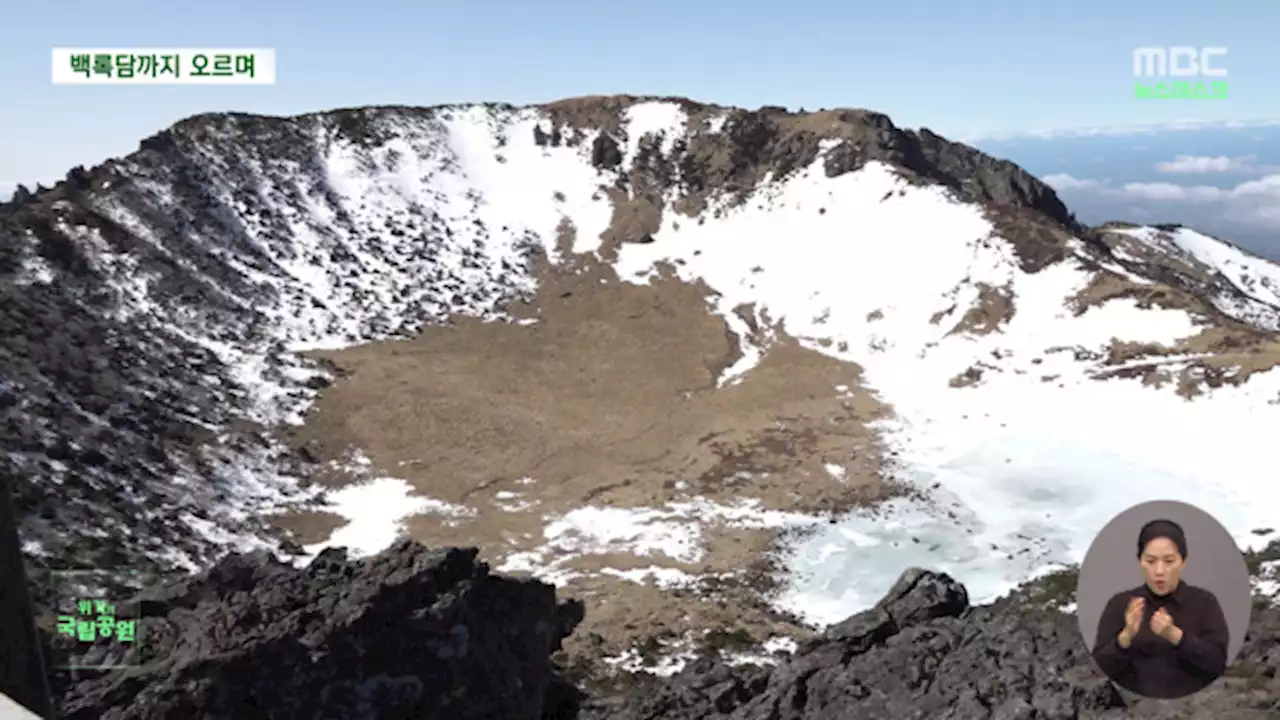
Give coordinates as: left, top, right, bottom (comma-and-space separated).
47, 540, 1280, 719
55, 541, 586, 720
586, 569, 1280, 720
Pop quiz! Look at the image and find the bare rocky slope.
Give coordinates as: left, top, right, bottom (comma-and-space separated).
4, 95, 1280, 717
584, 558, 1280, 720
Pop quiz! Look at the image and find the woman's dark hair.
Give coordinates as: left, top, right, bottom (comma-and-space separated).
1137, 519, 1187, 559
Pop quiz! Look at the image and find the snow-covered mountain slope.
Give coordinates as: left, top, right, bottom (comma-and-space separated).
3, 96, 1279, 627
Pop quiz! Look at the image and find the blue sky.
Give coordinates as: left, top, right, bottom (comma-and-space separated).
3, 0, 1279, 193
974, 124, 1280, 259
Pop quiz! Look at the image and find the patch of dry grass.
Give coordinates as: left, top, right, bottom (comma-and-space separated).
945, 283, 1016, 336
273, 247, 895, 671
1067, 270, 1214, 316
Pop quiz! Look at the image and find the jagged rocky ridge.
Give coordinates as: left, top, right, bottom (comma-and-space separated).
585, 564, 1280, 720
47, 542, 1280, 719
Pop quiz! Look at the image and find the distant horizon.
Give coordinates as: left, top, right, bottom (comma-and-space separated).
3, 100, 1277, 191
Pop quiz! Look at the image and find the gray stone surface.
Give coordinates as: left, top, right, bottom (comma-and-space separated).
585, 568, 1280, 720
55, 542, 584, 720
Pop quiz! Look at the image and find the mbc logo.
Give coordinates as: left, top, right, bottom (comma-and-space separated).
1131, 47, 1228, 101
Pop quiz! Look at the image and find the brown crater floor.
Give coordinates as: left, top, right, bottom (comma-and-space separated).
272, 246, 896, 672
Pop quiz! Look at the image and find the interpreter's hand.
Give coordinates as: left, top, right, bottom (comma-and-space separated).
1119, 596, 1144, 647
1124, 596, 1145, 635
1151, 607, 1180, 643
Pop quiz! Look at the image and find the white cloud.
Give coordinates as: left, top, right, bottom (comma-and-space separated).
1044, 173, 1280, 231
1041, 174, 1103, 191
1126, 175, 1280, 206
965, 118, 1280, 143
1155, 155, 1277, 174
1120, 181, 1226, 201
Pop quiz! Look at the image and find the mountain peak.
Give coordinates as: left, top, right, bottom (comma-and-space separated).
536, 96, 1080, 231
4, 95, 1280, 712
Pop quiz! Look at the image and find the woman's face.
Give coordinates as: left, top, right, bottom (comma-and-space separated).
1141, 536, 1185, 595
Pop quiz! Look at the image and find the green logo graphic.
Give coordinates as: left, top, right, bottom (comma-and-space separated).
56, 598, 136, 645
49, 570, 144, 670
1132, 47, 1229, 100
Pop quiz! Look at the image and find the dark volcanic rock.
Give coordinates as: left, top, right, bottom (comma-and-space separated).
587, 568, 1280, 720
30, 547, 1280, 719
1, 103, 547, 616
56, 541, 585, 720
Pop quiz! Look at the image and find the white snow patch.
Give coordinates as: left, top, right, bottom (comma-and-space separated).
605, 630, 796, 675
16, 254, 56, 286
605, 155, 1280, 627
622, 101, 690, 163
300, 477, 472, 562
1254, 559, 1280, 602
439, 107, 614, 261
542, 506, 703, 563
497, 498, 820, 584
20, 539, 46, 557
603, 640, 699, 676
600, 565, 701, 589
725, 635, 801, 667
1121, 226, 1280, 307
492, 490, 539, 512
763, 635, 799, 654
1111, 226, 1280, 330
